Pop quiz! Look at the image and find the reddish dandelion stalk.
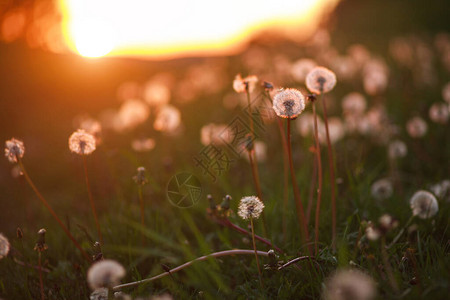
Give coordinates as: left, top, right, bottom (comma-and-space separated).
321, 97, 338, 251
251, 217, 264, 288
38, 252, 44, 300
18, 159, 91, 261
287, 119, 311, 253
82, 156, 103, 244
245, 85, 268, 238
266, 90, 290, 241
113, 249, 269, 290
312, 101, 323, 256
306, 154, 318, 225
306, 67, 337, 251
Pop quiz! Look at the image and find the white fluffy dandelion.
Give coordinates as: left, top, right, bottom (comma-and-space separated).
371, 178, 393, 200
272, 88, 305, 119
5, 138, 25, 163
153, 105, 181, 133
238, 196, 264, 220
87, 259, 126, 290
342, 92, 367, 116
0, 233, 10, 259
406, 117, 427, 138
290, 58, 317, 82
69, 129, 96, 155
233, 74, 258, 93
365, 224, 381, 241
410, 190, 439, 219
323, 269, 376, 300
388, 140, 407, 159
306, 67, 337, 94
429, 102, 449, 124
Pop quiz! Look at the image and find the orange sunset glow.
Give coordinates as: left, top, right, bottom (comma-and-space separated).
60, 0, 340, 59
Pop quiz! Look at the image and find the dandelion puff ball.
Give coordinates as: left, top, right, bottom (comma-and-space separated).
410, 190, 439, 219
69, 129, 96, 155
342, 92, 366, 116
233, 74, 258, 93
306, 66, 337, 94
87, 259, 126, 290
0, 233, 10, 259
238, 196, 265, 220
406, 117, 427, 138
323, 268, 376, 300
272, 88, 305, 119
429, 102, 449, 124
4, 138, 25, 163
371, 178, 393, 200
388, 139, 407, 159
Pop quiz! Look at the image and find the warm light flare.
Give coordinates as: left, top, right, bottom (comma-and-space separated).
60, 0, 340, 59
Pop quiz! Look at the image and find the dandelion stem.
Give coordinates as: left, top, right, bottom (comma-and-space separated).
312, 102, 323, 256
113, 249, 269, 290
13, 258, 51, 272
386, 215, 415, 249
320, 94, 337, 251
306, 154, 318, 225
250, 217, 264, 288
286, 119, 311, 254
138, 185, 145, 246
265, 91, 290, 242
278, 256, 318, 270
247, 150, 268, 237
38, 252, 45, 300
246, 87, 268, 238
82, 156, 103, 244
215, 217, 284, 254
17, 159, 91, 262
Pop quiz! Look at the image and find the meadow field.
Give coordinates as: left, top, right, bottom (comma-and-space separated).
0, 0, 449, 299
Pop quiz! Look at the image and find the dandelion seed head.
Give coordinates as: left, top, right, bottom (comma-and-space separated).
243, 141, 267, 162
365, 224, 380, 241
332, 56, 358, 81
348, 44, 371, 66
429, 102, 449, 124
272, 88, 305, 119
4, 138, 25, 163
371, 178, 393, 200
131, 138, 155, 152
306, 67, 337, 94
200, 123, 231, 146
233, 74, 258, 93
153, 105, 181, 133
342, 92, 367, 116
406, 116, 427, 138
388, 140, 408, 159
319, 117, 345, 145
290, 58, 317, 82
133, 166, 148, 185
87, 259, 126, 290
0, 233, 10, 259
34, 228, 48, 252
378, 214, 398, 231
114, 99, 150, 132
238, 196, 264, 220
296, 112, 316, 137
410, 190, 439, 219
144, 81, 171, 107
323, 268, 376, 300
430, 179, 450, 201
69, 129, 96, 155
